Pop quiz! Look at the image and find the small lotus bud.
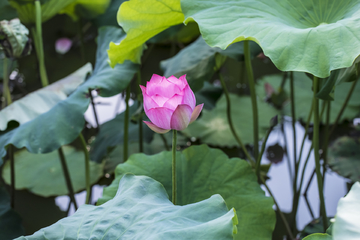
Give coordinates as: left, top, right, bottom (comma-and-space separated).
55, 38, 72, 54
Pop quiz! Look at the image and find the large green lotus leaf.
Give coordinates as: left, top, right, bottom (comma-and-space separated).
182, 93, 279, 147
160, 36, 261, 92
58, 0, 111, 21
8, 0, 77, 24
0, 26, 138, 165
89, 103, 154, 163
257, 73, 360, 123
16, 174, 237, 240
332, 182, 360, 240
2, 146, 104, 197
181, 0, 360, 78
0, 184, 25, 240
107, 0, 184, 66
98, 145, 275, 240
327, 136, 360, 182
0, 63, 91, 131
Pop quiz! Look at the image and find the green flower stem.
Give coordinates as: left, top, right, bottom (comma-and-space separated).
172, 129, 177, 205
312, 76, 328, 231
79, 133, 91, 204
160, 134, 170, 151
329, 79, 358, 136
219, 73, 254, 162
2, 57, 12, 108
256, 124, 274, 178
58, 148, 78, 210
260, 175, 294, 240
137, 71, 143, 152
33, 0, 49, 87
124, 85, 130, 161
244, 40, 259, 160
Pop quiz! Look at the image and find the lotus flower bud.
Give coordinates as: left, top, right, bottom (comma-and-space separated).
0, 19, 31, 59
55, 38, 72, 54
140, 74, 204, 134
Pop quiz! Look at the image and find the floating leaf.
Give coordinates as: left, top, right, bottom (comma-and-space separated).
98, 145, 275, 240
328, 136, 360, 182
332, 182, 360, 240
108, 0, 184, 66
0, 63, 91, 131
59, 0, 111, 21
0, 184, 25, 240
0, 26, 138, 165
8, 0, 77, 24
2, 146, 104, 197
16, 174, 237, 240
182, 93, 279, 147
161, 36, 261, 92
181, 0, 360, 78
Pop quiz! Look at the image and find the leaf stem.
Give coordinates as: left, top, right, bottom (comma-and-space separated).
33, 0, 49, 87
2, 57, 12, 108
124, 85, 130, 161
244, 40, 259, 159
79, 133, 91, 204
172, 129, 177, 205
256, 122, 275, 178
290, 72, 298, 190
219, 73, 254, 162
58, 148, 78, 210
137, 71, 143, 152
312, 76, 328, 231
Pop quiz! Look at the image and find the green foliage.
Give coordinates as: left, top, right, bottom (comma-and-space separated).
59, 0, 111, 21
303, 234, 333, 240
328, 136, 360, 182
2, 146, 104, 197
0, 1, 18, 20
98, 145, 276, 240
181, 0, 360, 78
107, 0, 184, 66
182, 94, 279, 147
0, 26, 138, 164
161, 36, 262, 92
16, 174, 237, 240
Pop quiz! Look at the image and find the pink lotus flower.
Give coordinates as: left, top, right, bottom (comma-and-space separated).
55, 38, 72, 54
140, 74, 204, 134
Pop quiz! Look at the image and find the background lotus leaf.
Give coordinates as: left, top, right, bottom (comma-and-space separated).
16, 174, 237, 240
2, 146, 104, 197
327, 136, 360, 182
98, 145, 275, 240
59, 0, 111, 21
0, 63, 91, 131
108, 0, 184, 66
181, 0, 360, 78
182, 93, 279, 147
0, 26, 138, 165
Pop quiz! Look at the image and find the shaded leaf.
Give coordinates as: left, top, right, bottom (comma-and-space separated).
0, 26, 138, 165
182, 93, 279, 147
2, 146, 104, 197
303, 233, 333, 240
181, 0, 360, 78
93, 0, 126, 27
98, 145, 275, 240
108, 0, 184, 66
59, 0, 111, 21
17, 174, 237, 240
0, 63, 92, 131
328, 136, 360, 182
0, 1, 18, 20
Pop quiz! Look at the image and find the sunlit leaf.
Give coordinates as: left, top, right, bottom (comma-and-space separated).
16, 174, 237, 240
8, 0, 77, 24
98, 145, 275, 240
2, 146, 104, 197
108, 0, 184, 66
0, 26, 138, 166
181, 0, 360, 78
59, 0, 111, 21
182, 94, 279, 147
